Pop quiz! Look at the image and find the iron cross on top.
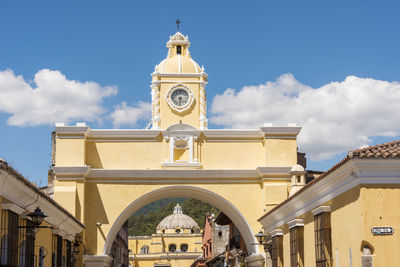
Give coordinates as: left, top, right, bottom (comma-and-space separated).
176, 19, 181, 31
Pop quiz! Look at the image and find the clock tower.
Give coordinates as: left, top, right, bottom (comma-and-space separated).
150, 32, 208, 129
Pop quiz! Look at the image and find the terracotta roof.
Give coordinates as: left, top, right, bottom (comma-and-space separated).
258, 139, 400, 222
349, 140, 400, 159
0, 160, 85, 229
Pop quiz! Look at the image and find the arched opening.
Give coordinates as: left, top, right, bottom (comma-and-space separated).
103, 186, 260, 258
169, 244, 177, 252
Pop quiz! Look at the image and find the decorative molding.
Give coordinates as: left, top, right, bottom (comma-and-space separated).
55, 125, 89, 137
87, 129, 161, 139
151, 81, 161, 129
155, 80, 207, 84
52, 228, 67, 237
152, 73, 208, 78
199, 82, 208, 129
165, 84, 195, 113
103, 185, 259, 256
0, 169, 84, 235
288, 219, 304, 229
1, 203, 25, 215
203, 129, 262, 139
259, 126, 302, 138
270, 229, 283, 237
259, 158, 400, 233
53, 166, 91, 177
311, 206, 331, 216
161, 162, 202, 168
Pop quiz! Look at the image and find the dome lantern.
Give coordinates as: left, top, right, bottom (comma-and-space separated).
156, 204, 200, 234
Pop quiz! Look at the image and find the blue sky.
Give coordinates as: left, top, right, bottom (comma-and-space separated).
1, 1, 399, 185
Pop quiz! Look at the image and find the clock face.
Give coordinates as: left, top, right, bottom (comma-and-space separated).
170, 88, 190, 107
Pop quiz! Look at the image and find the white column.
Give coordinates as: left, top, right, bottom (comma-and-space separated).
188, 136, 194, 163
169, 137, 175, 163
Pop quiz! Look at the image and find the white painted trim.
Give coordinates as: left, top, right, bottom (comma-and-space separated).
259, 158, 400, 232
87, 129, 161, 139
103, 186, 259, 256
259, 126, 302, 137
311, 206, 331, 216
2, 203, 25, 215
288, 219, 304, 229
53, 166, 90, 177
153, 73, 208, 78
85, 168, 284, 179
0, 169, 84, 236
53, 126, 300, 140
151, 80, 207, 84
161, 162, 202, 168
165, 84, 195, 113
270, 229, 283, 237
55, 126, 89, 136
52, 229, 67, 237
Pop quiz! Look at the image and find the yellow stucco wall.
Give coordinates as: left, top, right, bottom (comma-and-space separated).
55, 138, 85, 166
77, 182, 264, 255
56, 137, 297, 170
360, 184, 400, 267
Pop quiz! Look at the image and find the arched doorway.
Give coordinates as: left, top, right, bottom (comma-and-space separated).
103, 186, 262, 263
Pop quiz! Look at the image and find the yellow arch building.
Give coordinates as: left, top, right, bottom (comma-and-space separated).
52, 31, 302, 267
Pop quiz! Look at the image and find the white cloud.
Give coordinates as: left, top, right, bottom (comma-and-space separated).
210, 74, 400, 161
110, 101, 151, 128
0, 69, 117, 126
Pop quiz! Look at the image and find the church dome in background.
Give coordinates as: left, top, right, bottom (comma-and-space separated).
156, 204, 200, 230
154, 32, 203, 74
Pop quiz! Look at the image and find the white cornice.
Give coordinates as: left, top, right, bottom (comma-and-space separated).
87, 129, 161, 139
53, 166, 91, 177
270, 229, 283, 237
2, 203, 25, 215
259, 158, 400, 233
311, 206, 331, 216
55, 126, 90, 136
161, 162, 202, 168
203, 129, 262, 139
257, 167, 292, 177
259, 126, 302, 138
288, 219, 304, 229
152, 72, 208, 78
54, 167, 292, 183
55, 126, 301, 141
0, 169, 84, 235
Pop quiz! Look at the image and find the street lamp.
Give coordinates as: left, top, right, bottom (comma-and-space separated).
72, 239, 80, 256
255, 230, 266, 245
27, 207, 47, 228
254, 230, 271, 252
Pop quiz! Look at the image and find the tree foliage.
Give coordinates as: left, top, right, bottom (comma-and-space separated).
128, 198, 219, 236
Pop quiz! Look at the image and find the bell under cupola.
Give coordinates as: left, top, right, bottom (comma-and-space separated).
151, 31, 208, 130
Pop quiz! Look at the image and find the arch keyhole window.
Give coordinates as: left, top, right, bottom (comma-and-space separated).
180, 244, 188, 252
140, 245, 149, 254
169, 244, 177, 252
177, 45, 182, 55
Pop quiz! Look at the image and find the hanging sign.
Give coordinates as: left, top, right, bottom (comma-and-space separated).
371, 227, 394, 235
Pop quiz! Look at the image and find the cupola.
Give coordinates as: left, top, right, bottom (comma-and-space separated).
154, 32, 203, 74
156, 204, 200, 234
